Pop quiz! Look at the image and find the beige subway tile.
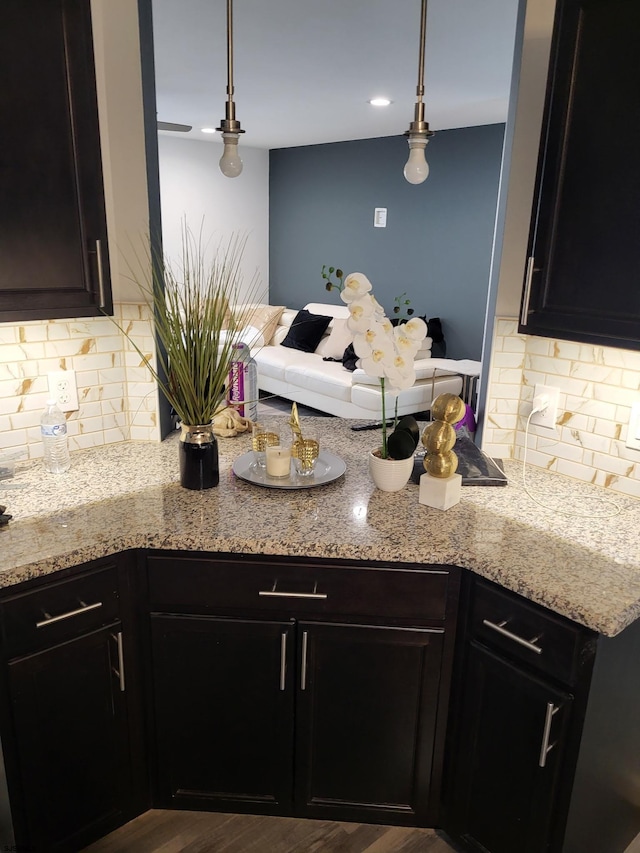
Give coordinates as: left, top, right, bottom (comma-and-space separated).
550, 340, 582, 360
71, 353, 120, 372
502, 336, 527, 353
525, 337, 551, 356
0, 327, 18, 345
69, 433, 104, 450
95, 336, 126, 353
493, 352, 525, 370
104, 427, 129, 445
593, 383, 637, 407
525, 353, 572, 376
45, 323, 72, 341
0, 429, 28, 449
555, 458, 596, 483
97, 383, 126, 401
480, 442, 513, 460
98, 367, 127, 384
591, 452, 637, 478
570, 363, 623, 385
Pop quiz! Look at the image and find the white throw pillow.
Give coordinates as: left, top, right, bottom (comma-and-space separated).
314, 318, 353, 359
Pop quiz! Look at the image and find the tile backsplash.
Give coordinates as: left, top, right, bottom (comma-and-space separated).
0, 304, 160, 463
483, 318, 640, 499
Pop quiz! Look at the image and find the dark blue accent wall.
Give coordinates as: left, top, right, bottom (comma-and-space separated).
269, 125, 505, 360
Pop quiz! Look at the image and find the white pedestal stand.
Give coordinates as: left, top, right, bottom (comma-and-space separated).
419, 472, 462, 511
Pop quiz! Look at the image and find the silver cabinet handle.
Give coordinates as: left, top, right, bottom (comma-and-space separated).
259, 580, 327, 600
279, 632, 287, 691
36, 600, 103, 628
96, 239, 106, 309
482, 619, 543, 655
300, 631, 308, 691
539, 702, 559, 767
111, 631, 126, 692
520, 255, 535, 325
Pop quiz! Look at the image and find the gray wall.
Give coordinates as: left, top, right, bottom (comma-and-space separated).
269, 125, 505, 360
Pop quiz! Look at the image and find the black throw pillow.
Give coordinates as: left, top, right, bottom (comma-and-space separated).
342, 342, 358, 371
281, 309, 332, 353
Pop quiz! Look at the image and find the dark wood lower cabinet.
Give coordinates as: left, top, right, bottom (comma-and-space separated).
145, 554, 459, 828
150, 615, 295, 813
444, 575, 640, 853
7, 625, 131, 852
446, 642, 572, 853
295, 621, 444, 825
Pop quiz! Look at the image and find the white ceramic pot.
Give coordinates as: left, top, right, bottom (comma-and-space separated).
369, 450, 414, 492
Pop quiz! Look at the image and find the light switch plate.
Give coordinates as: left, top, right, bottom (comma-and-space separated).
626, 402, 640, 451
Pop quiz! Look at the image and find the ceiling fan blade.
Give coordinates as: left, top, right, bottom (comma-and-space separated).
157, 121, 193, 132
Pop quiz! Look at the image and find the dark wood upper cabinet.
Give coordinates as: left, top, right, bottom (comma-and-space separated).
0, 0, 112, 322
519, 0, 640, 350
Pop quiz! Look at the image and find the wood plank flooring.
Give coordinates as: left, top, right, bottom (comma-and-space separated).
82, 810, 462, 853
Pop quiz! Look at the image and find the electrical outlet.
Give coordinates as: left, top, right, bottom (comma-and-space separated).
530, 384, 560, 430
48, 370, 79, 413
626, 402, 640, 451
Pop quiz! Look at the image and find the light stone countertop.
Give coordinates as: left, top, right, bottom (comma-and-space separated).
1, 418, 639, 637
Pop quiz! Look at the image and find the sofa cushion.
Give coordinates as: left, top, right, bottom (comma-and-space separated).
246, 304, 285, 345
284, 357, 354, 403
281, 309, 332, 353
304, 302, 350, 320
315, 318, 353, 359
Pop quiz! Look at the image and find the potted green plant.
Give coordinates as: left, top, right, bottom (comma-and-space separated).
115, 227, 262, 489
323, 268, 427, 491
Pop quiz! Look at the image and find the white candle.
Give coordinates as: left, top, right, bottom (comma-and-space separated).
266, 444, 291, 477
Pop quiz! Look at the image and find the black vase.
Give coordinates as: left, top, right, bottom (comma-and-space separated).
178, 424, 219, 489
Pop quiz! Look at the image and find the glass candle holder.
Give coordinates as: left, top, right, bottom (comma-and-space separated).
292, 433, 320, 477
252, 421, 280, 469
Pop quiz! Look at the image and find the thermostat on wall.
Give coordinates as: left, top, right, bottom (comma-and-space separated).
374, 208, 387, 228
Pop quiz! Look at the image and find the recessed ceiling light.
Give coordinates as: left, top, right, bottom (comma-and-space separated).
201, 127, 217, 134
369, 98, 391, 107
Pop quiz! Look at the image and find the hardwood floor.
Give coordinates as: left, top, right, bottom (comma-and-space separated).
82, 810, 462, 853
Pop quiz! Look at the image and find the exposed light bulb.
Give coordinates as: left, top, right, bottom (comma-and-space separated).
219, 132, 243, 178
404, 134, 429, 185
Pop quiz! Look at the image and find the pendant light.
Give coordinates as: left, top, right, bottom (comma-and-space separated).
217, 0, 244, 177
403, 0, 434, 185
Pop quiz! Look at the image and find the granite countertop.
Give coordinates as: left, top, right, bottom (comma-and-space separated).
1, 418, 639, 637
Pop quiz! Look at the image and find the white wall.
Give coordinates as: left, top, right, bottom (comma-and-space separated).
91, 0, 151, 303
158, 135, 270, 303
495, 0, 556, 316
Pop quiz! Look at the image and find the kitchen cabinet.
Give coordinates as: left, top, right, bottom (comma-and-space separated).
0, 0, 112, 322
145, 552, 460, 826
519, 0, 640, 350
444, 575, 640, 853
0, 555, 144, 853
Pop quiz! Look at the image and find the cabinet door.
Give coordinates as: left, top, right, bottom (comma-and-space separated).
295, 621, 445, 826
448, 642, 573, 853
520, 0, 640, 349
7, 625, 130, 853
150, 615, 295, 814
0, 0, 112, 322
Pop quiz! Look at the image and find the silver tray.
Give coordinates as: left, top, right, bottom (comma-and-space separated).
232, 450, 346, 490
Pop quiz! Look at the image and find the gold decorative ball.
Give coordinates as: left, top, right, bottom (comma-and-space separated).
424, 449, 458, 479
421, 421, 456, 455
431, 394, 466, 425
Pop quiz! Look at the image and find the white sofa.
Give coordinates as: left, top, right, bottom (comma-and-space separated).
247, 302, 468, 419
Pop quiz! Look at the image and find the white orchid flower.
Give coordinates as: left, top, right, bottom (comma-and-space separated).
393, 326, 422, 357
384, 352, 417, 391
347, 294, 379, 333
352, 322, 389, 357
340, 272, 373, 304
402, 316, 428, 341
359, 334, 396, 378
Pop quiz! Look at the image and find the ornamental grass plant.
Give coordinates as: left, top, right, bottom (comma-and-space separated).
115, 227, 262, 427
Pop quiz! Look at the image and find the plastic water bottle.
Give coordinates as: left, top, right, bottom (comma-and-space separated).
40, 400, 71, 473
228, 342, 258, 422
